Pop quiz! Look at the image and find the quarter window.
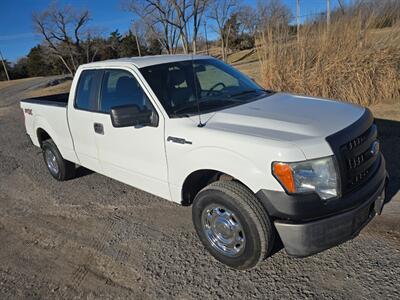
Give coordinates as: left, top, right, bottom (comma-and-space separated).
75, 70, 101, 111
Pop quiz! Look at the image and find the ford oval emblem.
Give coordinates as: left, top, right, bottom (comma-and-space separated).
370, 141, 380, 156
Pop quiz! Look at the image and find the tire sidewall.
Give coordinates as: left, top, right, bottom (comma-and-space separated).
193, 188, 263, 269
42, 141, 63, 180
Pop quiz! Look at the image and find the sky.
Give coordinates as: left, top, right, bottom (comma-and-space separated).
0, 0, 344, 62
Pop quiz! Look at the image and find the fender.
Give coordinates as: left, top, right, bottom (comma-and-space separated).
34, 115, 79, 164
168, 146, 285, 203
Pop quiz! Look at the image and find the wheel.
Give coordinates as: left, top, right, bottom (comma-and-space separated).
192, 180, 275, 270
42, 139, 75, 181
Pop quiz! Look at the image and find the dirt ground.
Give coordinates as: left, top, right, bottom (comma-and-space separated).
0, 77, 399, 299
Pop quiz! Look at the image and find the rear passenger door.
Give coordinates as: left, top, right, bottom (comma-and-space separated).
68, 69, 103, 173
91, 68, 170, 200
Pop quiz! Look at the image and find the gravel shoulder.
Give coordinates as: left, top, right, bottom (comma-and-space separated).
0, 78, 399, 299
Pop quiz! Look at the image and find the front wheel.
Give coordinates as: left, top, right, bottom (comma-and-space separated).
192, 181, 275, 270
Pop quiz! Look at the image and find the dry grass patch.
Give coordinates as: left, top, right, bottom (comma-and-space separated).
0, 77, 40, 90
258, 16, 400, 106
24, 80, 72, 98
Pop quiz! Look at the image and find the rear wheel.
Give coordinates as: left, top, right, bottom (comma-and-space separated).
42, 140, 75, 181
192, 180, 275, 270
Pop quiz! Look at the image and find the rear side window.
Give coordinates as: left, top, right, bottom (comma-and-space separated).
75, 70, 101, 111
99, 69, 153, 113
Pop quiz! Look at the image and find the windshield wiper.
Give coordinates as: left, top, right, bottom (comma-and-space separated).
229, 89, 265, 98
173, 98, 244, 115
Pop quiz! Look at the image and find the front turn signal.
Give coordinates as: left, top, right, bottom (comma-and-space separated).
272, 162, 296, 193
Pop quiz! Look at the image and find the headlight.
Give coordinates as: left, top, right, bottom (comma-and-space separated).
272, 156, 340, 200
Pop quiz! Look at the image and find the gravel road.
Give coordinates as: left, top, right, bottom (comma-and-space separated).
0, 78, 399, 299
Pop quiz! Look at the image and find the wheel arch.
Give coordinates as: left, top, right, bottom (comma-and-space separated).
181, 169, 250, 206
36, 127, 52, 147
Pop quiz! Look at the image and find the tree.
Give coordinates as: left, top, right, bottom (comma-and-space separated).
125, 0, 180, 54
208, 0, 237, 62
33, 3, 91, 74
145, 33, 163, 55
167, 0, 208, 54
11, 57, 29, 79
27, 45, 48, 76
125, 0, 208, 54
26, 45, 65, 77
120, 30, 142, 57
237, 5, 258, 37
190, 0, 208, 54
257, 0, 292, 34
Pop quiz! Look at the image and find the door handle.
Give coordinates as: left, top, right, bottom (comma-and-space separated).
94, 123, 104, 135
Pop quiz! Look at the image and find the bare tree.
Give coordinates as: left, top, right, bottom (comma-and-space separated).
236, 5, 258, 36
125, 0, 208, 54
256, 0, 292, 35
33, 3, 91, 74
208, 0, 236, 62
125, 0, 180, 54
191, 0, 208, 54
167, 0, 191, 53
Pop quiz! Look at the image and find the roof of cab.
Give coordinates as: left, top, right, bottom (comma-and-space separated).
80, 54, 213, 69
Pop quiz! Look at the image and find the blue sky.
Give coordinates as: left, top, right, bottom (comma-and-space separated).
0, 0, 344, 62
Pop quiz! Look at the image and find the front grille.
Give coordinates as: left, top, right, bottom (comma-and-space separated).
325, 109, 381, 196
340, 124, 380, 193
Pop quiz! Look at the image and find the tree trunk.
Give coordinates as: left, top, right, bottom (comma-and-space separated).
192, 39, 197, 55
58, 55, 73, 75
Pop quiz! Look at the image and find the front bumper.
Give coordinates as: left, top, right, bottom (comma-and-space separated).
257, 154, 388, 257
274, 177, 386, 256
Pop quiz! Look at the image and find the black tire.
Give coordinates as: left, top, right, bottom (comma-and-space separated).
42, 139, 75, 181
192, 180, 275, 270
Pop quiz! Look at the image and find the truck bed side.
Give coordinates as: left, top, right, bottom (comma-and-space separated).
20, 93, 79, 164
21, 93, 69, 107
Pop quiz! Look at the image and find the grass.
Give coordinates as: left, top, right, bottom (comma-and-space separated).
0, 77, 39, 90
257, 15, 400, 106
24, 80, 72, 98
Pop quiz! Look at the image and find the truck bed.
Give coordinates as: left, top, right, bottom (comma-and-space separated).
21, 93, 69, 107
20, 92, 78, 163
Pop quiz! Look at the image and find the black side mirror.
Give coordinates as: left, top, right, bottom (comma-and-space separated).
110, 105, 158, 128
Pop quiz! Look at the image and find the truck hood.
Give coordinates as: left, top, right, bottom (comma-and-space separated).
203, 93, 365, 158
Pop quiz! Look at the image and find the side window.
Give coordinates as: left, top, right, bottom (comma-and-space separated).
75, 70, 101, 111
99, 69, 153, 113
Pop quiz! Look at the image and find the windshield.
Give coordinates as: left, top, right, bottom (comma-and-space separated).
140, 59, 271, 118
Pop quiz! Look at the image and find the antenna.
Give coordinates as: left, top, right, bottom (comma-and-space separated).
191, 52, 205, 127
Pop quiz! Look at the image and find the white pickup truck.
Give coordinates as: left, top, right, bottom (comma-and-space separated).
21, 55, 388, 270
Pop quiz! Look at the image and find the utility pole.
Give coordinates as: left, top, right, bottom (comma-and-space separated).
204, 18, 209, 55
327, 0, 331, 29
296, 0, 300, 42
0, 49, 10, 81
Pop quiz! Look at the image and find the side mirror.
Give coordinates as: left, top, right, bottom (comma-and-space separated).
110, 105, 158, 128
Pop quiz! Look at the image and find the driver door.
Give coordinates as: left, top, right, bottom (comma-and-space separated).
91, 68, 170, 200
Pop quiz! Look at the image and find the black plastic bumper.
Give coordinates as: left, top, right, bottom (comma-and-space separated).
274, 177, 386, 256
256, 154, 388, 257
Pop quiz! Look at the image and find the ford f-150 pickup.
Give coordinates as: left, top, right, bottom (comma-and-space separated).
21, 55, 388, 270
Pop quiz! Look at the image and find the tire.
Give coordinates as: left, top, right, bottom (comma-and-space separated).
42, 139, 75, 181
192, 180, 275, 270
